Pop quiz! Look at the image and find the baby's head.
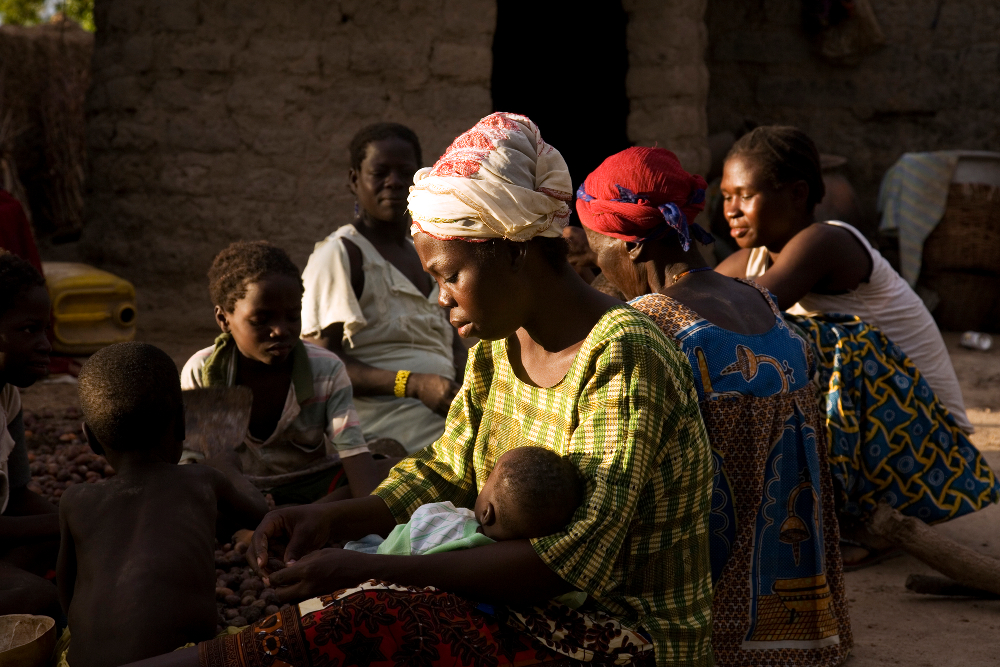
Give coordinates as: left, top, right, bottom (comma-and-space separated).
208, 241, 303, 366
0, 250, 51, 388
78, 342, 184, 463
475, 447, 584, 541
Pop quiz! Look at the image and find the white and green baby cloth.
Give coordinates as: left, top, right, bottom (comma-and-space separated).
345, 501, 494, 555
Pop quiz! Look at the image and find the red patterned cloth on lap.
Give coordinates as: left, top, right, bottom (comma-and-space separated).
198, 581, 654, 667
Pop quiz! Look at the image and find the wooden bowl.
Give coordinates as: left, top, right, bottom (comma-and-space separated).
0, 615, 56, 667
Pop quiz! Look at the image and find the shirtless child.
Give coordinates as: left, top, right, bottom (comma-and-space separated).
57, 342, 269, 667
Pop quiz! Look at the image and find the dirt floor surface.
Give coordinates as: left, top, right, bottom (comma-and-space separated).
837, 333, 1000, 667
16, 328, 1000, 665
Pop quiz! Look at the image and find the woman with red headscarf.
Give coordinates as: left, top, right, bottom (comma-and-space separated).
578, 147, 852, 667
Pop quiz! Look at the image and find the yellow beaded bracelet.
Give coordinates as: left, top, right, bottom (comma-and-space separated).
394, 370, 411, 398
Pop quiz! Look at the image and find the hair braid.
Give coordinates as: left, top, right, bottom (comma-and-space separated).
207, 241, 302, 313
727, 126, 826, 212
349, 122, 422, 171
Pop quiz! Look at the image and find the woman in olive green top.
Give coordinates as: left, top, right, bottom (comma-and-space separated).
126, 113, 714, 667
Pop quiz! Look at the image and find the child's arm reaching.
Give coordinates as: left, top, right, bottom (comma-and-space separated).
202, 451, 269, 538
0, 411, 59, 543
56, 489, 78, 614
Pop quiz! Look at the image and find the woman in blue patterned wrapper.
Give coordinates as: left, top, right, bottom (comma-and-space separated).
578, 146, 851, 667
714, 126, 998, 567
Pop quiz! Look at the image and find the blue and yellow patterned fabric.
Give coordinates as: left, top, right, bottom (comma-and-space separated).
787, 313, 999, 523
672, 307, 812, 402
632, 281, 852, 667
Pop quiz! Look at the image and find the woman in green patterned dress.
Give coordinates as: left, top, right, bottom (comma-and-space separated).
127, 114, 715, 667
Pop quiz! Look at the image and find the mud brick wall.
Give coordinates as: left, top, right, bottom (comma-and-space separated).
706, 0, 1000, 236
625, 0, 710, 174
82, 0, 710, 295
81, 0, 496, 287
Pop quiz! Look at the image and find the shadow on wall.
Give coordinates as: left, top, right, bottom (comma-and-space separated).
705, 0, 1000, 241
492, 0, 631, 209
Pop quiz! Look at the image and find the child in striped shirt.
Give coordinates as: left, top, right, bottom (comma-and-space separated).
181, 241, 388, 504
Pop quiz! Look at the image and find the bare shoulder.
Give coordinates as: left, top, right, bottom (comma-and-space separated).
715, 247, 752, 278
176, 463, 246, 506
794, 222, 858, 249
58, 480, 119, 533
779, 223, 868, 264
176, 462, 228, 489
58, 482, 94, 517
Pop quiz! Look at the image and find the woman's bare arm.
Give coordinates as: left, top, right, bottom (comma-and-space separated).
751, 224, 872, 310
266, 539, 572, 606
247, 495, 399, 570
308, 323, 398, 395
308, 323, 459, 416
247, 494, 571, 606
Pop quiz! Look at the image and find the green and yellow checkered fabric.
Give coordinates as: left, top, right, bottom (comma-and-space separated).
375, 306, 714, 666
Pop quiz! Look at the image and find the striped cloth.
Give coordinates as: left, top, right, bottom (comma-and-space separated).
877, 151, 959, 286
374, 306, 715, 667
180, 338, 367, 486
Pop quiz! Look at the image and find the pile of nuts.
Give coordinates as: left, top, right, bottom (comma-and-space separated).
24, 408, 115, 504
214, 544, 289, 630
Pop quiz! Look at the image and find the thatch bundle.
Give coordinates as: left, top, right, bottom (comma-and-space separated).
0, 103, 32, 222
0, 19, 92, 241
39, 21, 89, 241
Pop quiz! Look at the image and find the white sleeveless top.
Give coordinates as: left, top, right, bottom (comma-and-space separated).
746, 220, 972, 433
301, 223, 454, 378
300, 224, 455, 452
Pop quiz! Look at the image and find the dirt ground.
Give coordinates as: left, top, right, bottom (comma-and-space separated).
16, 323, 1000, 666
838, 333, 1000, 667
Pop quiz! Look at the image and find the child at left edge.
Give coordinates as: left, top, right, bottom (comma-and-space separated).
180, 241, 389, 505
0, 250, 60, 620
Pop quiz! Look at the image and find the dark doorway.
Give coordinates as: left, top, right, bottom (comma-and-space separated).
491, 0, 631, 212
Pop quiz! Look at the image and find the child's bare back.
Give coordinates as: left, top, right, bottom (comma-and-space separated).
58, 343, 268, 667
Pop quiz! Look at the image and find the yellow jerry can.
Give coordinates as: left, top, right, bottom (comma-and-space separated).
42, 262, 137, 355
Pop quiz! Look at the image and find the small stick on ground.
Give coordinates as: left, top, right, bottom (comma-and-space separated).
905, 574, 1000, 599
868, 503, 1000, 596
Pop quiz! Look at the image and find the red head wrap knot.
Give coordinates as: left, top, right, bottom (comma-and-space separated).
575, 147, 712, 251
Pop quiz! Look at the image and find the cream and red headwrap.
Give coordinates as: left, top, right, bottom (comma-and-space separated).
407, 112, 572, 242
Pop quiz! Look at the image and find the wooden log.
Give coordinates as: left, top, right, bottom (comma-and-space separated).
868, 503, 1000, 595
905, 574, 1000, 599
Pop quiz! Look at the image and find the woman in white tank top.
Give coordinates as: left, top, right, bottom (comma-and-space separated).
715, 127, 997, 567
716, 128, 971, 432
